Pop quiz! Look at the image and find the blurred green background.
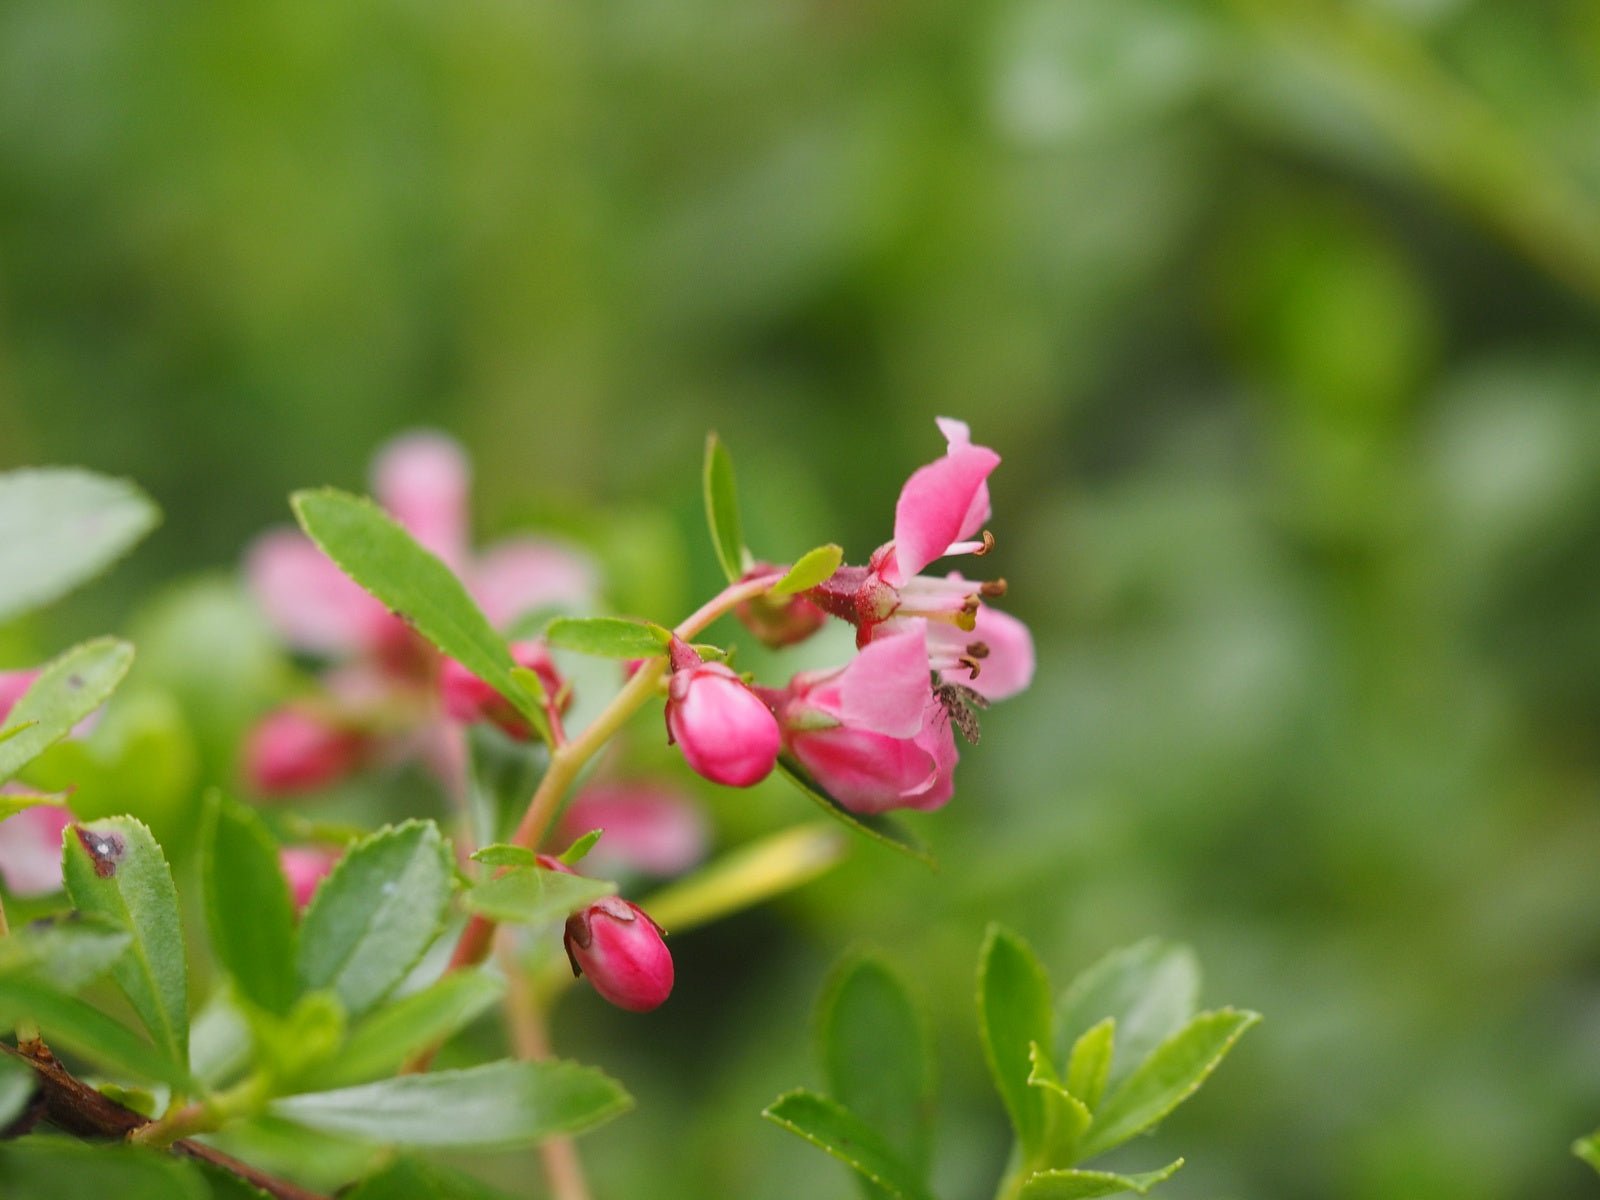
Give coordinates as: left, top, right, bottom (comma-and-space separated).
4, 0, 1600, 1196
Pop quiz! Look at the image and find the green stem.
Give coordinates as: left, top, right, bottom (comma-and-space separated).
446, 571, 783, 973
129, 1072, 269, 1149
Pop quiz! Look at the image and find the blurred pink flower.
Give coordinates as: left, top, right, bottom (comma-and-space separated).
557, 781, 708, 878
243, 707, 370, 796
0, 804, 71, 897
280, 846, 338, 911
439, 640, 568, 740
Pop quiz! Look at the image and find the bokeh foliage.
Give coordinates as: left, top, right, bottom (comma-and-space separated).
3, 0, 1600, 1196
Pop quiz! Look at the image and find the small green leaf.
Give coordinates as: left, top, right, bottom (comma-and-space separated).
201, 794, 297, 1016
271, 1059, 632, 1148
978, 925, 1054, 1159
544, 616, 667, 659
296, 821, 456, 1018
0, 1054, 35, 1127
558, 829, 603, 865
762, 1090, 934, 1200
703, 433, 746, 582
0, 638, 134, 785
346, 1157, 518, 1200
776, 758, 934, 867
470, 844, 539, 869
1077, 1010, 1260, 1159
771, 544, 844, 597
62, 816, 189, 1069
1574, 1130, 1600, 1174
817, 953, 935, 1175
301, 970, 502, 1090
1066, 1018, 1115, 1113
1018, 1159, 1184, 1198
0, 918, 130, 993
1057, 941, 1198, 1092
0, 978, 191, 1088
461, 867, 615, 926
0, 468, 160, 624
291, 489, 539, 729
0, 792, 68, 820
246, 991, 347, 1085
1027, 1041, 1090, 1151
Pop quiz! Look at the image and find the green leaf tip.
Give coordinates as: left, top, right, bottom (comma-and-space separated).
702, 432, 747, 583
771, 544, 844, 597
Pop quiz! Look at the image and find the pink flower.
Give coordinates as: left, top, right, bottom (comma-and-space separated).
556, 781, 708, 878
809, 418, 1009, 641
439, 641, 568, 741
664, 639, 780, 788
243, 707, 369, 796
0, 670, 39, 719
280, 846, 338, 911
563, 896, 674, 1012
0, 804, 72, 897
775, 623, 959, 814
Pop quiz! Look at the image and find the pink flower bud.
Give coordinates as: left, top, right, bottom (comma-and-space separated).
243, 707, 368, 796
734, 566, 827, 648
664, 641, 780, 788
439, 641, 566, 740
563, 896, 673, 1012
280, 846, 337, 911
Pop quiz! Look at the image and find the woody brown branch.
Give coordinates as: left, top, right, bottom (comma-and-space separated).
0, 1041, 328, 1200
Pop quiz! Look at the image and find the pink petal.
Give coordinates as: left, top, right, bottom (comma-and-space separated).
0, 802, 72, 897
245, 529, 392, 657
927, 602, 1035, 702
371, 432, 472, 569
831, 622, 933, 738
471, 538, 598, 630
886, 442, 1000, 587
937, 417, 994, 540
791, 726, 939, 815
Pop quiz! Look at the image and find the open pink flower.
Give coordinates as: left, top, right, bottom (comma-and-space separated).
774, 623, 959, 814
665, 639, 781, 788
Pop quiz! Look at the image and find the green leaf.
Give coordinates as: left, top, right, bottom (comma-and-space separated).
776, 758, 934, 867
0, 1054, 35, 1127
703, 432, 746, 582
771, 544, 844, 597
1026, 1041, 1090, 1152
201, 794, 297, 1016
817, 953, 935, 1175
0, 468, 160, 624
271, 1059, 632, 1149
0, 918, 130, 993
1574, 1130, 1600, 1174
0, 978, 191, 1087
191, 1161, 275, 1199
0, 638, 135, 786
1077, 1010, 1260, 1159
640, 824, 846, 934
1057, 941, 1198, 1092
300, 970, 502, 1090
0, 792, 68, 820
291, 489, 539, 728
1066, 1018, 1115, 1113
0, 1136, 207, 1200
62, 816, 189, 1069
461, 866, 614, 926
558, 829, 604, 865
978, 925, 1054, 1159
544, 616, 667, 659
470, 843, 539, 869
761, 1090, 934, 1200
345, 1157, 518, 1200
296, 821, 456, 1018
190, 988, 253, 1090
245, 991, 346, 1085
1018, 1160, 1184, 1198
